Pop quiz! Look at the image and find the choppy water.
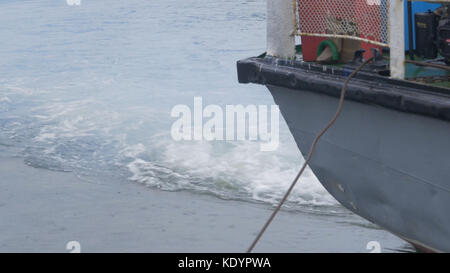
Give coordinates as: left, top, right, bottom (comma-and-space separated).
0, 0, 411, 252
0, 0, 335, 208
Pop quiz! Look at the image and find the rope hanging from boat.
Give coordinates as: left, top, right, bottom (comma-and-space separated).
247, 57, 375, 253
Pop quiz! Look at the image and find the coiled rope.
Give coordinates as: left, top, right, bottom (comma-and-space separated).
247, 57, 374, 253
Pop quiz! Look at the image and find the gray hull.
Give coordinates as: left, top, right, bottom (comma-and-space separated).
268, 85, 450, 252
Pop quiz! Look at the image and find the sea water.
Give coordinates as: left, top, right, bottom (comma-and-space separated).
0, 0, 411, 252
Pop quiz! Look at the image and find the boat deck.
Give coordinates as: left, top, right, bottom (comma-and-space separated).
237, 53, 450, 122
290, 45, 450, 89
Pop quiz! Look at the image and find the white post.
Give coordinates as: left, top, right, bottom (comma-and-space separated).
389, 0, 405, 79
266, 0, 296, 59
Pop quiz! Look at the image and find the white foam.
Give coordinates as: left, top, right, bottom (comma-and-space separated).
127, 138, 338, 207
120, 143, 146, 158
0, 96, 11, 103
31, 99, 120, 142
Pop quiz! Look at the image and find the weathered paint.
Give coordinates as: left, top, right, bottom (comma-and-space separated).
266, 0, 296, 59
390, 0, 406, 79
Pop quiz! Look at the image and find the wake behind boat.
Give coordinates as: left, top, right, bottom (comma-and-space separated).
238, 0, 450, 252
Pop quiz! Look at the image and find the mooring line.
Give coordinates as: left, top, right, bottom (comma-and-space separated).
247, 57, 374, 253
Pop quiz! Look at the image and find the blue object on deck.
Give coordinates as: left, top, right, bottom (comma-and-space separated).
405, 1, 442, 50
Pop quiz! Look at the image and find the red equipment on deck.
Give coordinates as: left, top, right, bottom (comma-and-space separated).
297, 0, 384, 61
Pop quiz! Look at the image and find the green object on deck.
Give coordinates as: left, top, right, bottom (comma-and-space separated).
294, 45, 450, 89
317, 40, 339, 62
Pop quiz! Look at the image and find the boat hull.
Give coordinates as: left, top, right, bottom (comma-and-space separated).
267, 84, 450, 252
